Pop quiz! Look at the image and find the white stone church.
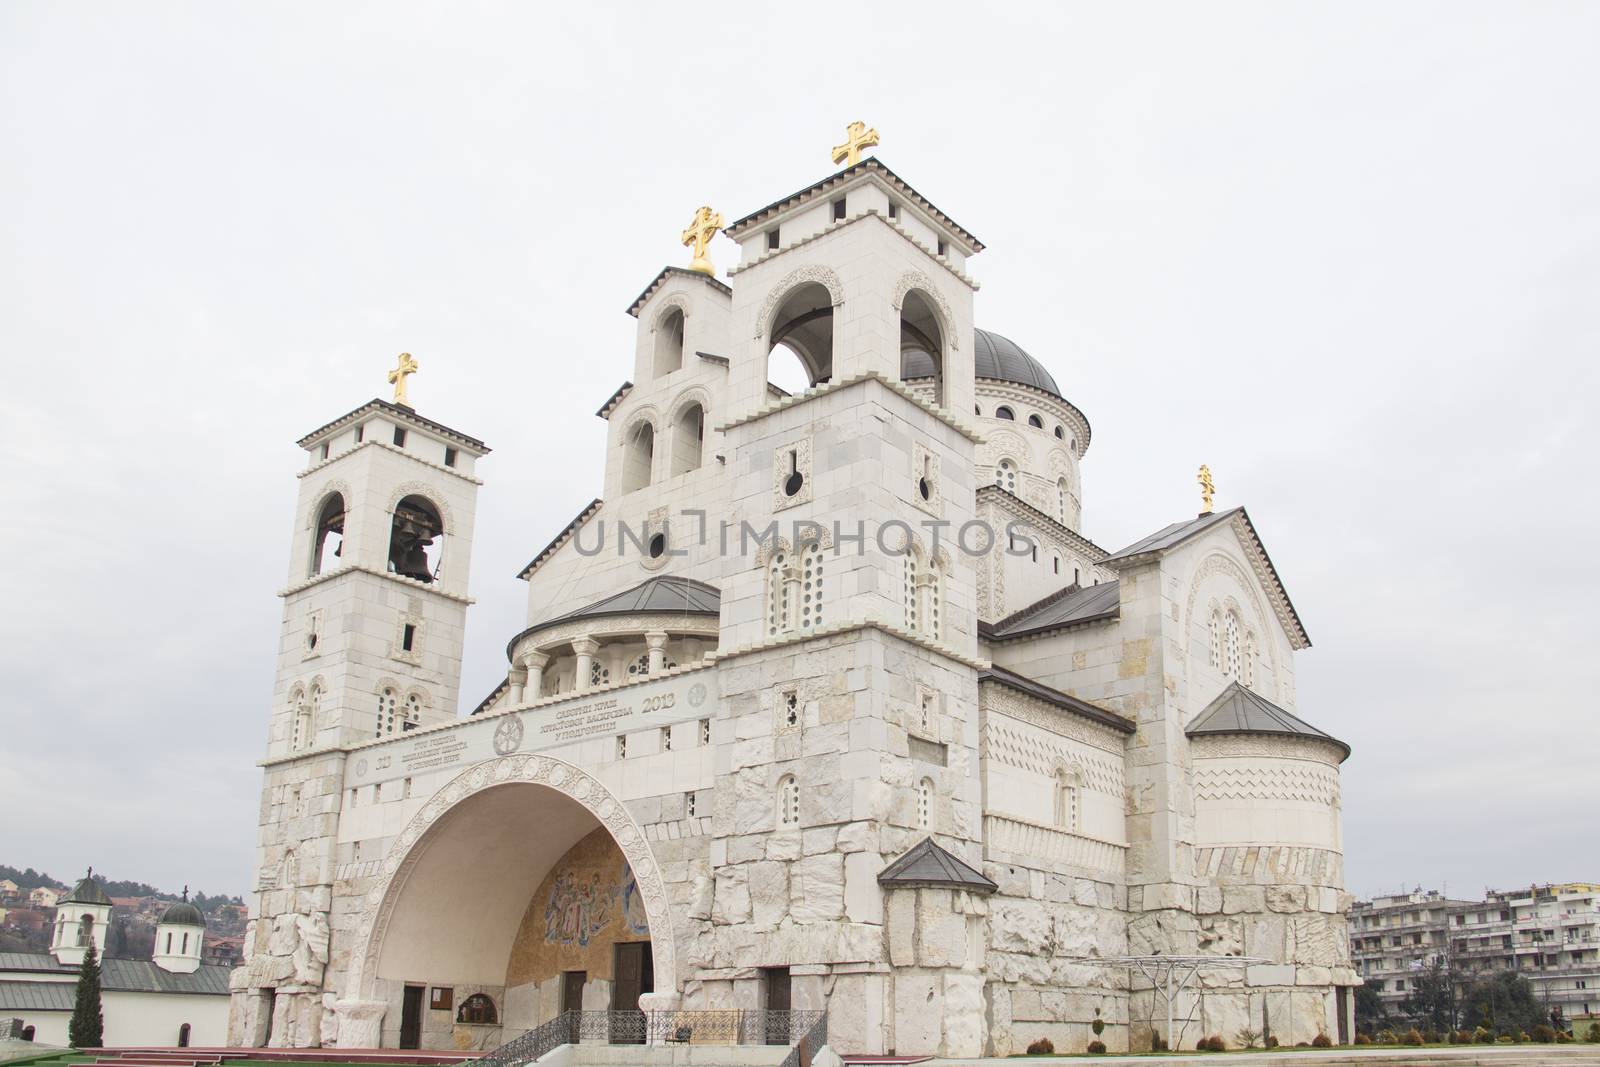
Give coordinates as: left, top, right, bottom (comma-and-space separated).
232, 142, 1358, 1057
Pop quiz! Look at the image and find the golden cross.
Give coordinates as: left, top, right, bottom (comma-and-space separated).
1198, 465, 1216, 514
681, 205, 724, 277
388, 352, 419, 407
831, 121, 879, 167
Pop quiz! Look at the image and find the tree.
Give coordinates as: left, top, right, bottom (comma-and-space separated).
69, 942, 105, 1048
1460, 971, 1544, 1036
1356, 978, 1390, 1032
1400, 960, 1459, 1031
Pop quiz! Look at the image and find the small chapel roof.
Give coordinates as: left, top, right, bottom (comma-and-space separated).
878, 838, 998, 894
1186, 682, 1350, 761
295, 398, 489, 453
1104, 506, 1310, 650
723, 158, 984, 253
982, 581, 1121, 641
61, 872, 112, 907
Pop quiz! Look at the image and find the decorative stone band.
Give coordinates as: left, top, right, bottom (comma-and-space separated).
705, 614, 990, 672
714, 370, 984, 443
343, 753, 675, 1021
277, 562, 475, 605
1196, 844, 1344, 889
297, 437, 485, 485
984, 813, 1127, 877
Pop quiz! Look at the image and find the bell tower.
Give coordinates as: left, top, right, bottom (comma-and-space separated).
268, 361, 489, 756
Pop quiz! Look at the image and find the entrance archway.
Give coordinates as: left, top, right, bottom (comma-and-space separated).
342, 755, 675, 1048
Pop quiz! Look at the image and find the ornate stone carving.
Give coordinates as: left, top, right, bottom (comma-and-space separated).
382, 481, 455, 534
1183, 552, 1281, 687
752, 265, 845, 339
890, 272, 958, 350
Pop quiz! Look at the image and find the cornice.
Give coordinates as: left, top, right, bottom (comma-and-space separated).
715, 370, 984, 443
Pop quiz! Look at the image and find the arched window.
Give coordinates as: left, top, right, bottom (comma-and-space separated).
994, 406, 1015, 421
1243, 631, 1257, 687
177, 1023, 191, 1048
310, 493, 345, 577
1225, 612, 1242, 678
903, 552, 919, 633
77, 914, 94, 947
1208, 611, 1222, 670
670, 402, 705, 476
403, 692, 423, 730
767, 283, 835, 394
622, 421, 655, 493
388, 495, 443, 583
1057, 479, 1070, 524
1054, 426, 1065, 440
899, 290, 945, 406
165, 931, 173, 954
1054, 768, 1081, 831
457, 993, 498, 1025
654, 307, 685, 378
181, 931, 189, 953
378, 687, 398, 735
798, 542, 825, 630
1027, 414, 1044, 429
995, 460, 1017, 494
917, 777, 934, 829
778, 774, 800, 826
628, 653, 651, 676
766, 550, 789, 636
305, 684, 322, 744
289, 687, 310, 751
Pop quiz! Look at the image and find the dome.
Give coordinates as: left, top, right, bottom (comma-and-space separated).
901, 327, 1063, 399
159, 899, 205, 927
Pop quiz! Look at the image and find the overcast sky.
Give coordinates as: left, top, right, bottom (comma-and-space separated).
3, 3, 1596, 902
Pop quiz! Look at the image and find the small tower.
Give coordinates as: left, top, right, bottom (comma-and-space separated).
269, 363, 489, 756
50, 869, 111, 966
152, 888, 205, 974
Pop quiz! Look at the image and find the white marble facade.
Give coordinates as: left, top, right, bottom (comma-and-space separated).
232, 159, 1357, 1057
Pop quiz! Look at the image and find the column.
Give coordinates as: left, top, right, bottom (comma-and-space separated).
507, 667, 528, 705
523, 650, 551, 699
645, 630, 669, 674
572, 637, 599, 691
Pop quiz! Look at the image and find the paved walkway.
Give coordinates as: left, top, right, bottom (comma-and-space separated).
921, 1045, 1600, 1067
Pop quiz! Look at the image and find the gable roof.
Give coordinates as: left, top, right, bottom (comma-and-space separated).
626, 266, 732, 318
0, 952, 231, 997
983, 581, 1121, 641
62, 874, 112, 906
878, 838, 997, 894
516, 498, 603, 580
978, 666, 1136, 735
295, 398, 489, 453
723, 158, 984, 253
1186, 682, 1349, 761
1104, 507, 1310, 650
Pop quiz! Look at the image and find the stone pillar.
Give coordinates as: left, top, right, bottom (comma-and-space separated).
645, 630, 669, 674
332, 999, 386, 1049
523, 650, 551, 697
572, 637, 599, 691
507, 667, 527, 705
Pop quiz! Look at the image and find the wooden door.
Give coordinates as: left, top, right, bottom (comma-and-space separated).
399, 984, 425, 1049
611, 943, 653, 1043
764, 967, 791, 1044
561, 971, 587, 1014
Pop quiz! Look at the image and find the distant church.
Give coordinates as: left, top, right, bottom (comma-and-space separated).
233, 127, 1357, 1057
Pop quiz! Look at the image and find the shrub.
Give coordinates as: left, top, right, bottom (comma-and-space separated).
1266, 1036, 1280, 1048
1377, 1028, 1398, 1044
1514, 1031, 1529, 1043
1496, 1035, 1513, 1044
1235, 1027, 1262, 1050
1556, 1029, 1573, 1043
1586, 1023, 1600, 1043
1532, 1024, 1556, 1043
1151, 1033, 1168, 1052
1352, 1034, 1370, 1046
1092, 1013, 1105, 1036
1087, 1041, 1107, 1054
1312, 1032, 1333, 1048
1402, 1029, 1424, 1046
1475, 1028, 1494, 1044
1026, 1038, 1055, 1055
1455, 1030, 1474, 1044
1421, 1029, 1441, 1044
1294, 1042, 1310, 1048
1209, 1036, 1228, 1052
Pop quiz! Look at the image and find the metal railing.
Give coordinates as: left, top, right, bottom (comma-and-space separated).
477, 1009, 827, 1067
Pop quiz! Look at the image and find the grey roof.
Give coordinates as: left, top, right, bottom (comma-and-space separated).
902, 327, 1062, 399
509, 575, 721, 657
62, 874, 112, 907
516, 497, 603, 580
983, 581, 1121, 640
1104, 507, 1310, 650
1104, 508, 1241, 563
158, 900, 204, 927
0, 980, 74, 1012
626, 266, 732, 318
295, 397, 489, 452
1187, 682, 1349, 761
978, 666, 1136, 735
878, 838, 998, 894
0, 953, 231, 997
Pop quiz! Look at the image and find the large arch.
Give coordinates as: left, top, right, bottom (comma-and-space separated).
341, 755, 675, 1047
